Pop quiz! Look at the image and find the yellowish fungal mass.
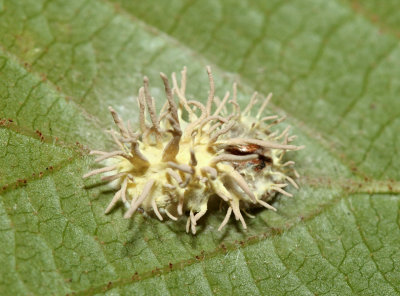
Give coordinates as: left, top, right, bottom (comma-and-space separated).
83, 66, 303, 234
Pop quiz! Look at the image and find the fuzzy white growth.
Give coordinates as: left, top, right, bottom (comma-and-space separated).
84, 66, 303, 234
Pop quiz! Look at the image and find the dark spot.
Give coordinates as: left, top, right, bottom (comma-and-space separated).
225, 144, 261, 155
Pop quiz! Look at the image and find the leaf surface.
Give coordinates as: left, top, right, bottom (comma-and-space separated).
0, 0, 399, 295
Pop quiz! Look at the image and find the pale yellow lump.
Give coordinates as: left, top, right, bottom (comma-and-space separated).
83, 66, 303, 234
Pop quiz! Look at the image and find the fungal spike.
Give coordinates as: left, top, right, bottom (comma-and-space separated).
243, 209, 255, 219
210, 153, 259, 165
243, 92, 258, 116
205, 65, 215, 116
213, 91, 230, 116
218, 207, 232, 231
198, 115, 227, 130
260, 115, 279, 124
101, 172, 126, 182
190, 210, 196, 225
167, 162, 194, 174
172, 72, 195, 119
124, 179, 155, 219
105, 189, 122, 214
198, 176, 208, 183
231, 200, 247, 229
143, 77, 161, 141
163, 183, 176, 190
152, 198, 163, 221
184, 100, 207, 138
232, 82, 238, 103
282, 161, 295, 167
194, 207, 207, 223
190, 148, 197, 167
165, 208, 178, 221
285, 176, 299, 189
159, 101, 169, 120
207, 121, 223, 135
257, 199, 277, 211
201, 166, 217, 180
256, 93, 273, 119
90, 150, 107, 155
232, 82, 241, 116
83, 66, 302, 234
162, 115, 182, 162
268, 130, 279, 138
272, 183, 288, 188
108, 106, 129, 139
215, 190, 230, 202
130, 141, 150, 167
177, 197, 184, 216
186, 216, 191, 233
83, 165, 117, 179
109, 129, 127, 152
137, 87, 148, 133
228, 99, 240, 118
126, 120, 138, 139
160, 72, 179, 123
166, 168, 183, 186
228, 169, 257, 203
190, 210, 198, 234
271, 186, 293, 197
213, 96, 222, 112
120, 177, 128, 203
95, 151, 127, 162
209, 121, 235, 143
180, 66, 187, 95
275, 126, 291, 141
265, 115, 287, 130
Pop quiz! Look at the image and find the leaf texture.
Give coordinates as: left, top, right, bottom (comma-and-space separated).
0, 0, 399, 295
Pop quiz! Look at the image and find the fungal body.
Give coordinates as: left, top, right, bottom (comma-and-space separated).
84, 66, 303, 234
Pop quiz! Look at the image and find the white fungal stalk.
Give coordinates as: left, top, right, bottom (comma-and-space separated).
84, 66, 303, 234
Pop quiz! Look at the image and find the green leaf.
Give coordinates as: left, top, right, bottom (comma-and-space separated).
0, 0, 399, 295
